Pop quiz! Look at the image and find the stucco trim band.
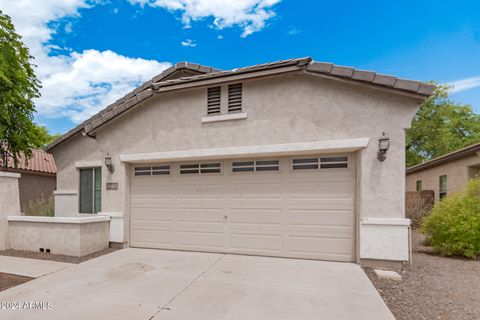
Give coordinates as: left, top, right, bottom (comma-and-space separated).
361, 217, 411, 226
75, 160, 103, 168
119, 138, 370, 163
0, 172, 20, 179
7, 215, 110, 224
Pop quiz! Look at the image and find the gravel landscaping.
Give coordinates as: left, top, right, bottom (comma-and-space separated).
0, 248, 119, 264
365, 230, 480, 320
0, 273, 32, 292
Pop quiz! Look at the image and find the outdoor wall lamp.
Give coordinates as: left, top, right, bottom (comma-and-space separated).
105, 155, 114, 173
377, 132, 390, 161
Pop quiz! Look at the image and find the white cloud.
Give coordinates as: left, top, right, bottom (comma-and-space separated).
287, 27, 300, 36
0, 0, 171, 124
180, 38, 196, 47
129, 0, 281, 37
448, 76, 480, 94
39, 50, 170, 123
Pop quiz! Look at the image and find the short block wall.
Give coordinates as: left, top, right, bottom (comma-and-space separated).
7, 216, 110, 256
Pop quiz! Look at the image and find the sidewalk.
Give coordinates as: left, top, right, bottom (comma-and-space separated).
0, 256, 73, 278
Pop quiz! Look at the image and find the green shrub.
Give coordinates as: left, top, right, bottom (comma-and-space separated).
24, 194, 54, 217
421, 178, 480, 258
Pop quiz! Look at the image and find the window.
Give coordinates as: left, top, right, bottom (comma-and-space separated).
416, 180, 422, 191
320, 157, 348, 168
207, 86, 221, 115
232, 161, 254, 172
292, 158, 319, 170
180, 163, 221, 174
79, 167, 101, 213
228, 83, 242, 113
134, 165, 170, 176
292, 156, 348, 170
439, 175, 447, 200
232, 160, 280, 172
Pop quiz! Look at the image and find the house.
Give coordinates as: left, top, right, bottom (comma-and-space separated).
46, 57, 434, 266
406, 141, 480, 202
6, 149, 56, 213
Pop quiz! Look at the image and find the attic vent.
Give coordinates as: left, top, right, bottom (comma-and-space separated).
207, 86, 221, 115
228, 83, 242, 113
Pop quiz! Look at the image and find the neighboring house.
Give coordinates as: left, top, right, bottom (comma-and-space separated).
406, 142, 480, 202
46, 57, 434, 266
6, 149, 57, 212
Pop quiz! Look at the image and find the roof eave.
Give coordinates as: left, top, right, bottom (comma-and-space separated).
406, 143, 480, 174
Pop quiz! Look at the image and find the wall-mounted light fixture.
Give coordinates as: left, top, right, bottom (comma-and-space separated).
377, 132, 390, 161
105, 155, 114, 173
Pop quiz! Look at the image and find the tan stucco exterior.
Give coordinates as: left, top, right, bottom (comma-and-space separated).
0, 172, 21, 250
50, 71, 423, 262
7, 217, 110, 256
406, 154, 480, 202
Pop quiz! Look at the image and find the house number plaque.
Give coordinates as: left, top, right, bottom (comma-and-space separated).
106, 182, 119, 190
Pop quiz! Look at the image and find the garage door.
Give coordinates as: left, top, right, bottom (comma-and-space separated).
130, 154, 356, 262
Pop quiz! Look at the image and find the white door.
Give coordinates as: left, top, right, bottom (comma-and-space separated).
130, 154, 356, 262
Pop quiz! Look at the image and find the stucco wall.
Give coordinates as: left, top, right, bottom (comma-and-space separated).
0, 172, 21, 250
7, 218, 109, 256
51, 72, 422, 260
17, 172, 56, 213
406, 154, 480, 202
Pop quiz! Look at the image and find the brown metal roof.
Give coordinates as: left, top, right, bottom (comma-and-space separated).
7, 149, 56, 174
46, 57, 435, 151
406, 141, 480, 175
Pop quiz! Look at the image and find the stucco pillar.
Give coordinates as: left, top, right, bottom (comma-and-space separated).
0, 171, 21, 250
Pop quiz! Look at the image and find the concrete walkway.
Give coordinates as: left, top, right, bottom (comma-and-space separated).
0, 249, 395, 320
0, 256, 73, 278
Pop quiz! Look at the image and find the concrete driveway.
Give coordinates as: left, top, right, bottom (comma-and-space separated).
0, 249, 394, 320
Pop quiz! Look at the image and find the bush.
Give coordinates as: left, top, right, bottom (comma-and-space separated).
24, 194, 54, 217
421, 178, 480, 258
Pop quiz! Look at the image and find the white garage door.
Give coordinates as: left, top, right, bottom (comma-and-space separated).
130, 154, 356, 262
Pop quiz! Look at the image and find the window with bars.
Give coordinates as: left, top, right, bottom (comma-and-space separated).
228, 83, 242, 113
207, 86, 221, 115
180, 163, 222, 174
292, 156, 348, 170
79, 167, 101, 213
134, 165, 170, 176
232, 160, 280, 172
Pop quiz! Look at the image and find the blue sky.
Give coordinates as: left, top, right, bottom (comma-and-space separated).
1, 0, 480, 134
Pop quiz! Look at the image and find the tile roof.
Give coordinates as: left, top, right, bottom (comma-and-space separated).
46, 57, 435, 151
7, 149, 56, 174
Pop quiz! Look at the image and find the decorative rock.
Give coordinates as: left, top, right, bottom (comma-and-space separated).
374, 269, 402, 281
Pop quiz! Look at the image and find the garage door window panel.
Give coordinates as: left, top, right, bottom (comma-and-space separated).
232, 161, 255, 172
180, 163, 222, 175
292, 156, 348, 171
232, 160, 280, 173
134, 165, 171, 176
320, 157, 348, 169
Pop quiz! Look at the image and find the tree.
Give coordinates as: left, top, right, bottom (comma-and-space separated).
406, 84, 480, 168
32, 125, 61, 147
0, 10, 41, 170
